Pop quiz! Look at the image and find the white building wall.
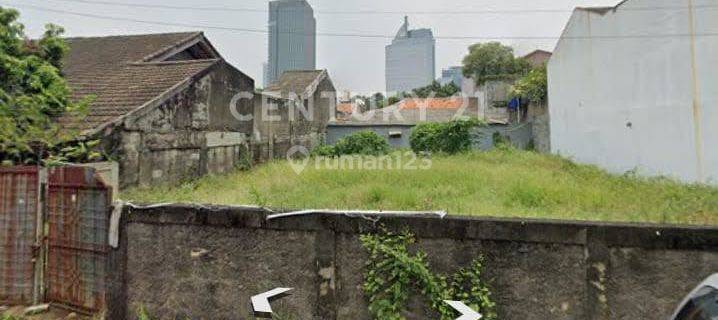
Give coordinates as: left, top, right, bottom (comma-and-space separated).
549, 0, 717, 184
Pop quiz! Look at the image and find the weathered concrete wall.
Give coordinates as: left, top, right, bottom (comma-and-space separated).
313, 77, 336, 135
251, 94, 300, 162
207, 63, 254, 133
532, 113, 551, 153
477, 80, 512, 122
549, 0, 717, 184
250, 77, 333, 162
473, 123, 533, 151
109, 205, 718, 320
78, 161, 119, 198
114, 61, 254, 188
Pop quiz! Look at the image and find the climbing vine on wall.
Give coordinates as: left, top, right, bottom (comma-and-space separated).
360, 229, 496, 320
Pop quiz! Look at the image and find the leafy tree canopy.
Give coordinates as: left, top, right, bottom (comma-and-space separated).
410, 118, 484, 155
461, 42, 530, 86
410, 80, 460, 98
350, 81, 459, 114
511, 64, 548, 104
0, 6, 90, 165
312, 131, 390, 157
352, 92, 402, 112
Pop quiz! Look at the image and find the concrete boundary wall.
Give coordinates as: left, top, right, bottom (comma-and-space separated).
108, 204, 718, 320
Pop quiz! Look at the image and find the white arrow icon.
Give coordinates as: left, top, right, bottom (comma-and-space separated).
251, 287, 293, 315
444, 300, 482, 320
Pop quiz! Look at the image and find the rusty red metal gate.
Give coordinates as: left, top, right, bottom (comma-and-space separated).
0, 165, 111, 313
45, 166, 112, 312
0, 167, 40, 305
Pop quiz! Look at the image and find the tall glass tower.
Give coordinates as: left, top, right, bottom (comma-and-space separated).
265, 0, 317, 87
385, 17, 436, 93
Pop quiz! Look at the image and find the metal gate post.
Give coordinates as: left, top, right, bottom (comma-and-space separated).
32, 167, 47, 305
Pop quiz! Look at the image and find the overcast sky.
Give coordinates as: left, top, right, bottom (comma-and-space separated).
4, 0, 619, 93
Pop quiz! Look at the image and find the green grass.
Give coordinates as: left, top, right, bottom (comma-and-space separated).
123, 149, 718, 225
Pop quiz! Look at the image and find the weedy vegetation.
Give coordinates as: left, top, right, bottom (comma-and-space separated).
124, 148, 718, 225
361, 229, 495, 320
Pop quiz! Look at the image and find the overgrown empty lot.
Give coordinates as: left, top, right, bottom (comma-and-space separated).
124, 150, 718, 225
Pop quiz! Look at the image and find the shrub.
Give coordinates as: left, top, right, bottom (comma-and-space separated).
409, 122, 443, 153
492, 132, 512, 151
511, 64, 547, 104
410, 80, 460, 98
311, 144, 336, 157
410, 118, 483, 154
462, 42, 531, 85
332, 131, 390, 156
137, 306, 153, 320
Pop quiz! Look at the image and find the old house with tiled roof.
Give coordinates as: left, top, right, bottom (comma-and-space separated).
61, 32, 255, 188
252, 70, 335, 161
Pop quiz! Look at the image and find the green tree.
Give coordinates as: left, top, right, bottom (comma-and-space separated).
0, 7, 90, 165
352, 94, 380, 112
332, 131, 390, 156
411, 81, 460, 98
371, 92, 386, 109
410, 118, 484, 154
461, 42, 530, 85
387, 95, 401, 106
313, 131, 391, 157
353, 92, 402, 112
511, 64, 548, 104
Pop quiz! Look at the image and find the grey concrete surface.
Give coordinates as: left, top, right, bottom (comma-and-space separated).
108, 205, 718, 320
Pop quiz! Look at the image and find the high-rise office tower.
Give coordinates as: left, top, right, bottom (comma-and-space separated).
438, 66, 464, 88
385, 16, 436, 93
265, 0, 316, 87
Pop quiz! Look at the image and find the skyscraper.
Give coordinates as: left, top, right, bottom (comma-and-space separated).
265, 0, 316, 87
438, 66, 464, 88
385, 17, 436, 93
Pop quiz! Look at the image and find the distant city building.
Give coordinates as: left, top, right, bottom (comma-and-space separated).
438, 66, 464, 88
262, 62, 270, 88
265, 0, 316, 87
385, 16, 436, 93
338, 90, 352, 102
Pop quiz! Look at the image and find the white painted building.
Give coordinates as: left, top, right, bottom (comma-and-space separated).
549, 0, 717, 184
385, 17, 436, 93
